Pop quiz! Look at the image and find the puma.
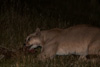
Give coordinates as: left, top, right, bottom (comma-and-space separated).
24, 25, 100, 61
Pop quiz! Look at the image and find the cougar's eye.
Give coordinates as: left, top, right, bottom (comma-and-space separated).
28, 38, 31, 41
27, 36, 34, 41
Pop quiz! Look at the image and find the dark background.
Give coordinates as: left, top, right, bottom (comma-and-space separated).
0, 0, 100, 27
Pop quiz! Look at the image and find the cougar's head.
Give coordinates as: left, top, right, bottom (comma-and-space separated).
24, 28, 42, 51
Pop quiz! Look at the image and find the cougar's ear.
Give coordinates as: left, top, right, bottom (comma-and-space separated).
35, 28, 41, 36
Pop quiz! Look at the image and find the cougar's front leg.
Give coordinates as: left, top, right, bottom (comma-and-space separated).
37, 42, 58, 61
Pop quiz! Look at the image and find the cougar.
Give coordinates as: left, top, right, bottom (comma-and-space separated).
24, 25, 100, 61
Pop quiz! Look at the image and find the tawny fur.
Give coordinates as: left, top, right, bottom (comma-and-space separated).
25, 25, 100, 61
